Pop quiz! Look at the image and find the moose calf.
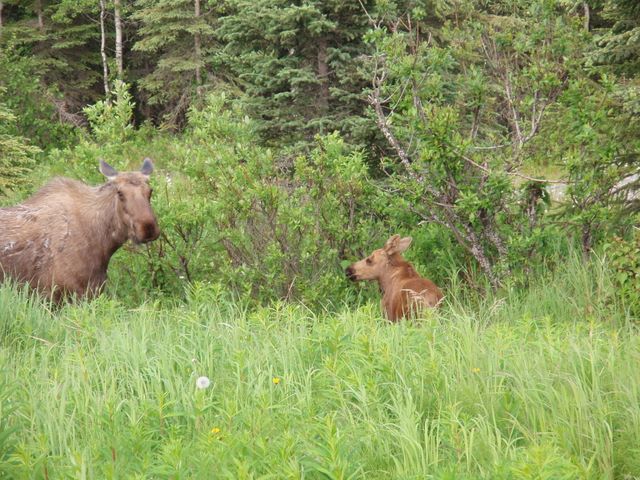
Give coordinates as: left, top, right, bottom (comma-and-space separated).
346, 235, 443, 321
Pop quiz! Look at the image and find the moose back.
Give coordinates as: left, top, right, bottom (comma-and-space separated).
0, 159, 159, 302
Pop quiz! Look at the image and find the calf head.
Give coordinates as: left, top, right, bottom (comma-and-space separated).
100, 158, 160, 244
345, 235, 412, 282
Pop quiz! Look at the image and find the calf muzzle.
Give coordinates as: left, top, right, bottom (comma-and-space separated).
345, 266, 357, 281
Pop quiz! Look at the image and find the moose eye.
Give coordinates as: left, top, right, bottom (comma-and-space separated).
366, 258, 373, 265
117, 190, 125, 200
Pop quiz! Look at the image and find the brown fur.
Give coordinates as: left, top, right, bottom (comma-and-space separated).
346, 235, 443, 322
0, 159, 159, 302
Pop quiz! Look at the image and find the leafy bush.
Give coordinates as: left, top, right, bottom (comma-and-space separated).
559, 76, 640, 252
114, 94, 381, 306
83, 80, 135, 145
362, 0, 587, 289
214, 132, 376, 305
0, 46, 76, 150
37, 77, 160, 184
605, 230, 640, 314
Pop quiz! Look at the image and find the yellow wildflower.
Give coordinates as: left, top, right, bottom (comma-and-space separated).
272, 376, 281, 385
211, 427, 221, 434
472, 367, 481, 374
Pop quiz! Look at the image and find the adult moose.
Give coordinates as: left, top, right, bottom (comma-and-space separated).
0, 159, 159, 302
346, 235, 443, 322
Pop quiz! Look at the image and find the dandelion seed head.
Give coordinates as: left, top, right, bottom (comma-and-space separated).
196, 376, 211, 389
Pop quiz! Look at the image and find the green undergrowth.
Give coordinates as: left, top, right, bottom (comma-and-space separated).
0, 256, 639, 479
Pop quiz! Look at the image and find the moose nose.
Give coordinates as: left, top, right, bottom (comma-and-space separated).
139, 221, 160, 243
345, 266, 356, 281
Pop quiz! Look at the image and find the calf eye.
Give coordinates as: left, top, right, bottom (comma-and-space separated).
117, 190, 125, 200
366, 258, 373, 265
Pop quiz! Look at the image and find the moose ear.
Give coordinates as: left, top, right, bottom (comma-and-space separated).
384, 234, 401, 254
396, 236, 413, 253
140, 158, 154, 176
99, 159, 118, 180
384, 235, 412, 255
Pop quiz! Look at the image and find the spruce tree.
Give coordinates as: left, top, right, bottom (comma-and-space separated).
132, 0, 217, 126
596, 0, 640, 76
0, 87, 40, 195
216, 0, 374, 148
0, 0, 103, 116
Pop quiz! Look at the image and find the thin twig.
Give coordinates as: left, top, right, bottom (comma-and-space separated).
461, 154, 568, 184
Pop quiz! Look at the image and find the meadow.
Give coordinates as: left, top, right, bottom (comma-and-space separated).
2, 1, 640, 478
1, 253, 639, 479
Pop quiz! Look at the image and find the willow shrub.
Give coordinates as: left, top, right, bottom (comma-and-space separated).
107, 94, 382, 307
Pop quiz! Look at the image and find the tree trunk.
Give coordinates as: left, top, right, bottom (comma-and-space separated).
194, 0, 202, 95
469, 239, 500, 290
99, 0, 111, 101
35, 0, 44, 31
0, 2, 4, 31
583, 2, 590, 32
317, 37, 330, 116
114, 0, 123, 79
582, 224, 593, 255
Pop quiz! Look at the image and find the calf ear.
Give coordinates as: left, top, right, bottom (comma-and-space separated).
99, 159, 118, 180
396, 236, 413, 253
140, 158, 154, 176
384, 234, 401, 254
385, 235, 412, 254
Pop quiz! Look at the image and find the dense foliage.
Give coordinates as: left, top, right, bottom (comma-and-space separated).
0, 0, 638, 301
0, 87, 40, 194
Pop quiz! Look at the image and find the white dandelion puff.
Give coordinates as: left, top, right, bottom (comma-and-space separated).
196, 376, 211, 389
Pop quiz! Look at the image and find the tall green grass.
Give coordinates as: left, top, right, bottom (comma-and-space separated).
0, 255, 639, 479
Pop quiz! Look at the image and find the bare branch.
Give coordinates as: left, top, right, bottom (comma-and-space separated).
502, 71, 524, 148
357, 0, 379, 27
368, 64, 419, 181
461, 154, 568, 184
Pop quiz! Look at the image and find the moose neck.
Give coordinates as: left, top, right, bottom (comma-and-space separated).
378, 255, 413, 295
88, 184, 129, 265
